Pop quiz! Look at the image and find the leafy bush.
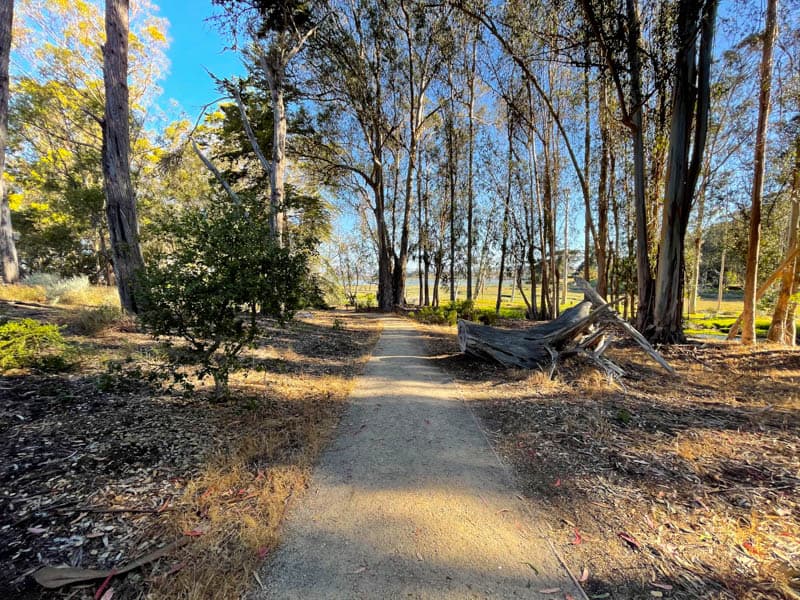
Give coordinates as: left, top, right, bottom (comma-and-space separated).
73, 305, 123, 336
0, 318, 72, 371
0, 284, 47, 303
137, 201, 315, 397
355, 293, 376, 311
411, 306, 457, 326
24, 273, 91, 303
411, 300, 501, 327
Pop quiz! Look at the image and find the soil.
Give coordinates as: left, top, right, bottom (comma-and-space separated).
416, 319, 800, 600
0, 301, 381, 599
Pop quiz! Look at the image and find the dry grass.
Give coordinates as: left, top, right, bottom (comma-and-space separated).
59, 286, 120, 307
415, 319, 800, 600
0, 284, 47, 304
1, 304, 380, 600
0, 284, 119, 307
148, 312, 381, 599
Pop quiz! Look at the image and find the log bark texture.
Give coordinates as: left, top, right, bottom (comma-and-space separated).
457, 301, 597, 369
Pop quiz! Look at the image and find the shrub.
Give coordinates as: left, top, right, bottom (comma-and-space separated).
355, 294, 376, 311
0, 318, 72, 371
137, 201, 315, 397
73, 305, 123, 336
411, 306, 454, 325
478, 310, 498, 326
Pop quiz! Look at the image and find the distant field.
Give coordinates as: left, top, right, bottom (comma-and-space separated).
350, 282, 794, 338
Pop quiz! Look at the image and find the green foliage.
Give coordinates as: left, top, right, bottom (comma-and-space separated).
410, 299, 500, 326
355, 294, 376, 311
0, 318, 72, 372
95, 352, 171, 394
685, 315, 773, 337
137, 200, 315, 397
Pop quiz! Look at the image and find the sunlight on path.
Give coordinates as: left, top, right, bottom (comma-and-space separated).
252, 318, 583, 599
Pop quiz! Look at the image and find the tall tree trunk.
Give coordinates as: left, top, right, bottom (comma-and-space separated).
562, 195, 569, 304
767, 135, 800, 343
374, 180, 394, 311
742, 0, 779, 345
652, 0, 717, 344
687, 181, 707, 315
102, 0, 144, 313
466, 33, 477, 300
626, 0, 654, 332
716, 244, 726, 314
596, 75, 610, 297
447, 112, 457, 304
583, 50, 591, 282
0, 0, 19, 283
496, 115, 513, 315
417, 150, 424, 306
270, 70, 287, 244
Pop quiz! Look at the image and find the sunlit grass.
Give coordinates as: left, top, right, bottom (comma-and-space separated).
0, 283, 120, 307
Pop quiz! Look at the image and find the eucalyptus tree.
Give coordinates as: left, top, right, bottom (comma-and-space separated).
302, 0, 399, 310
0, 0, 18, 282
102, 0, 144, 313
9, 0, 168, 282
686, 48, 757, 315
742, 0, 779, 345
389, 0, 449, 306
213, 0, 323, 245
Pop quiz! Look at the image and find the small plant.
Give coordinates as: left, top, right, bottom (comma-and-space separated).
332, 318, 344, 330
355, 293, 376, 311
137, 200, 314, 398
96, 354, 171, 393
73, 305, 122, 336
0, 318, 73, 371
478, 310, 498, 326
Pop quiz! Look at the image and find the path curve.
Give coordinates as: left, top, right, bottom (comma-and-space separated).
252, 317, 584, 599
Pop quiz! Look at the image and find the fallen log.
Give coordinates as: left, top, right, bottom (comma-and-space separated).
457, 301, 605, 370
456, 280, 675, 378
574, 277, 675, 374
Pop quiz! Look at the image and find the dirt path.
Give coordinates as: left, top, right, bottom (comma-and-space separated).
253, 317, 584, 599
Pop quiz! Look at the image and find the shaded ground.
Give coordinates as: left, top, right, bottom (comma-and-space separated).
254, 317, 583, 599
416, 320, 800, 600
1, 300, 380, 599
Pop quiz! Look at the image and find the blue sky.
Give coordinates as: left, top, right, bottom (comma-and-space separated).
155, 1, 244, 119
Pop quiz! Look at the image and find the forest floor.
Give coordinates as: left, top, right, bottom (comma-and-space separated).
416, 319, 800, 600
0, 300, 381, 600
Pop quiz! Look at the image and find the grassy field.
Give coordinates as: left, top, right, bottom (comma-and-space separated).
352, 281, 792, 339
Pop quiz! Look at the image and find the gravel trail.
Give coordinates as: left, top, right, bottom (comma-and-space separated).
253, 317, 584, 599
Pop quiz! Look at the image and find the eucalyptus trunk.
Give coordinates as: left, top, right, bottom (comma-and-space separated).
651, 0, 717, 344
767, 135, 800, 344
742, 0, 779, 345
0, 0, 18, 283
102, 0, 144, 313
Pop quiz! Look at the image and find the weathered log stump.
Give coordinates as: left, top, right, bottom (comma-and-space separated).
456, 280, 675, 378
457, 301, 598, 369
